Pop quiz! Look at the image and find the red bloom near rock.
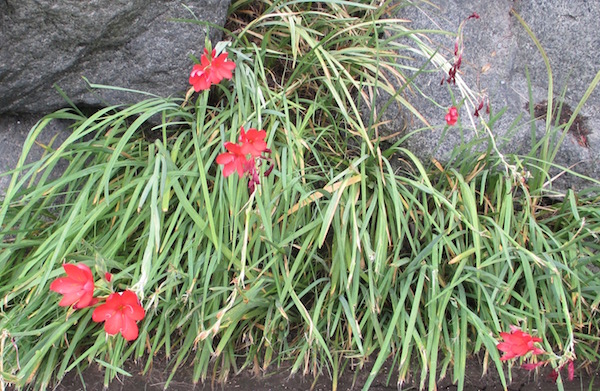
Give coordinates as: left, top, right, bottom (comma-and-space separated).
189, 48, 236, 92
50, 263, 96, 309
92, 290, 145, 341
497, 326, 544, 361
445, 106, 459, 126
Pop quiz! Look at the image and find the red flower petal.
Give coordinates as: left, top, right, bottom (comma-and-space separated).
92, 290, 144, 341
201, 48, 212, 67
239, 127, 268, 157
216, 151, 234, 165
119, 314, 140, 341
216, 142, 250, 178
189, 64, 211, 92
103, 312, 124, 336
119, 291, 145, 320
74, 290, 96, 309
209, 52, 236, 84
92, 302, 116, 322
445, 106, 458, 125
50, 277, 85, 294
50, 263, 95, 309
64, 263, 91, 280
56, 289, 85, 307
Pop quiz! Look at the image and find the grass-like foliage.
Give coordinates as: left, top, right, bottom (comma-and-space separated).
1, 1, 600, 390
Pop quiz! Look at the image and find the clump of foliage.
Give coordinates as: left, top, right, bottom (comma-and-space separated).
1, 1, 599, 391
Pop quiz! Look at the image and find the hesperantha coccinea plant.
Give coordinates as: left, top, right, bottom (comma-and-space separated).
48, 44, 272, 342
1, 2, 600, 391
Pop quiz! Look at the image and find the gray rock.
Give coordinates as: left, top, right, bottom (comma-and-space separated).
0, 115, 71, 197
375, 0, 599, 191
0, 0, 229, 114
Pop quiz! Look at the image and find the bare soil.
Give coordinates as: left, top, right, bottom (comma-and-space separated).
53, 354, 598, 391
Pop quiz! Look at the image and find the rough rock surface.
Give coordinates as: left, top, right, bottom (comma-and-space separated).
0, 0, 229, 114
0, 115, 71, 196
378, 0, 600, 191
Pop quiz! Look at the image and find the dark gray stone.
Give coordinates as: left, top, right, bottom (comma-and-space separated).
375, 0, 600, 190
0, 115, 71, 196
0, 0, 229, 114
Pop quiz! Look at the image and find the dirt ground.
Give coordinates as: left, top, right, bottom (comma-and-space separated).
53, 354, 598, 391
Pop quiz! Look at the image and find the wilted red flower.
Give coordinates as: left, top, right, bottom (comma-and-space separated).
92, 290, 145, 341
522, 361, 546, 370
239, 127, 268, 158
474, 99, 484, 117
567, 360, 575, 381
189, 48, 236, 92
444, 55, 461, 85
497, 326, 544, 361
442, 12, 479, 85
216, 142, 252, 178
50, 263, 97, 309
549, 359, 575, 383
445, 106, 459, 125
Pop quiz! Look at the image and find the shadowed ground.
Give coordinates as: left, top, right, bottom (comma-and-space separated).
56, 354, 598, 391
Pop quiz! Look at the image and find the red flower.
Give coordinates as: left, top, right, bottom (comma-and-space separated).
189, 48, 236, 92
445, 106, 459, 125
92, 290, 145, 341
50, 263, 97, 309
239, 127, 268, 158
189, 64, 211, 91
216, 127, 272, 192
497, 326, 544, 361
216, 142, 252, 178
207, 49, 236, 84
